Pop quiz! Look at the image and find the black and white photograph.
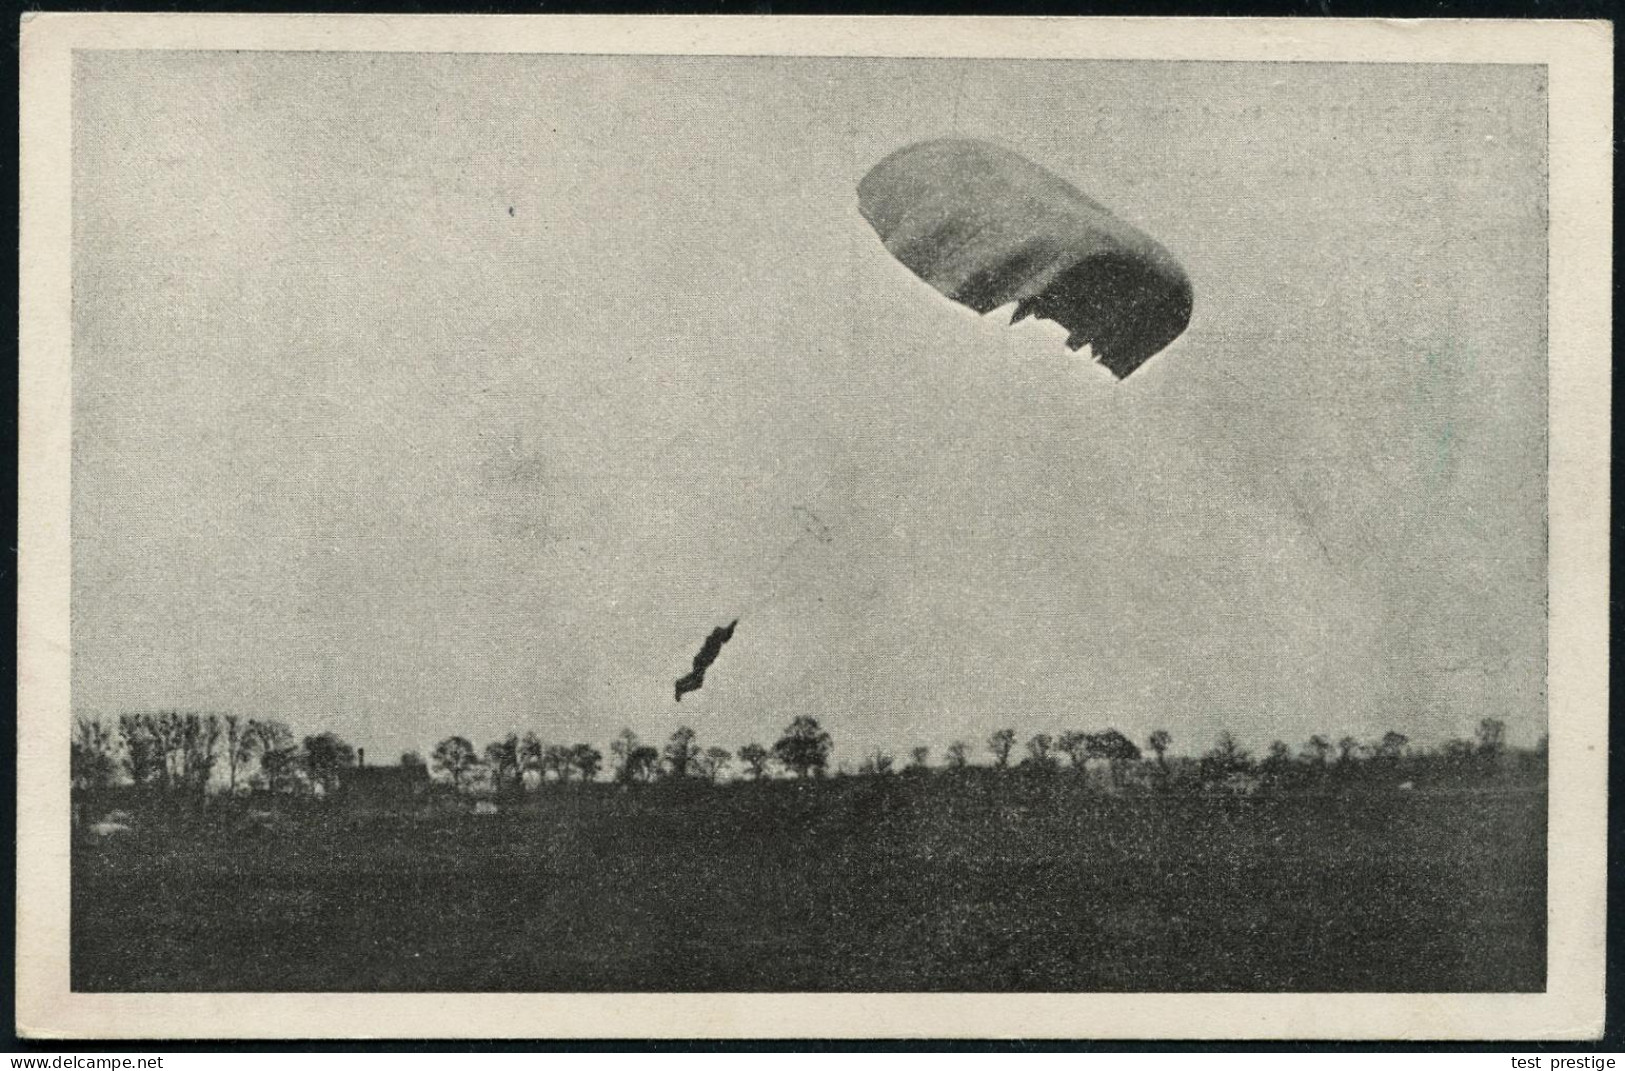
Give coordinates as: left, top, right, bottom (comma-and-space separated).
16, 14, 1610, 1041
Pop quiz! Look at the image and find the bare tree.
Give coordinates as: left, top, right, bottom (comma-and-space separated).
1147, 730, 1172, 771
519, 732, 545, 785
180, 713, 223, 796
860, 750, 895, 776
245, 719, 298, 793
1201, 732, 1253, 786
1260, 740, 1295, 790
116, 711, 221, 797
1058, 730, 1089, 772
697, 746, 733, 782
737, 742, 772, 780
627, 745, 660, 783
543, 744, 574, 783
117, 713, 161, 789
987, 728, 1016, 769
569, 743, 602, 783
908, 746, 931, 771
944, 741, 970, 770
1442, 738, 1477, 763
1024, 732, 1058, 772
432, 736, 478, 791
222, 714, 253, 796
484, 734, 524, 796
149, 711, 186, 790
1301, 734, 1332, 768
71, 716, 119, 791
610, 729, 642, 784
664, 725, 701, 779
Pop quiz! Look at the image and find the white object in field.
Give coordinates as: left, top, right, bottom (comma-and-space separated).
89, 819, 132, 837
474, 800, 499, 815
1398, 781, 1416, 791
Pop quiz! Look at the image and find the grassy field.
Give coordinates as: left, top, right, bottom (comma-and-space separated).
72, 777, 1545, 992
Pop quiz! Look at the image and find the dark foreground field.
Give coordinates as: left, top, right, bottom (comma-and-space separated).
72, 778, 1545, 992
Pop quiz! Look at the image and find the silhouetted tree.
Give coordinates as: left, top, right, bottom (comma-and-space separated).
664, 726, 701, 779
1376, 731, 1409, 764
1301, 734, 1332, 768
774, 716, 833, 779
697, 746, 732, 782
222, 714, 250, 795
1336, 735, 1360, 766
610, 729, 642, 784
944, 741, 970, 770
1057, 731, 1088, 772
117, 713, 161, 789
519, 733, 545, 783
737, 742, 772, 780
1476, 718, 1507, 759
988, 728, 1016, 769
484, 734, 524, 796
179, 713, 223, 796
140, 711, 189, 791
1260, 740, 1295, 790
432, 736, 478, 791
909, 746, 931, 771
543, 744, 574, 782
569, 743, 602, 783
860, 750, 895, 776
302, 732, 354, 795
1201, 732, 1253, 785
72, 716, 118, 791
1023, 732, 1058, 772
1147, 730, 1172, 771
627, 745, 660, 783
1088, 729, 1142, 788
116, 711, 219, 796
1442, 738, 1477, 766
245, 719, 298, 793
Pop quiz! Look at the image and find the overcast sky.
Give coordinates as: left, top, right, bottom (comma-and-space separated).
71, 53, 1547, 765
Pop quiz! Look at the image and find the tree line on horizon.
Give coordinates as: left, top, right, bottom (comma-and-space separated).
71, 710, 1542, 799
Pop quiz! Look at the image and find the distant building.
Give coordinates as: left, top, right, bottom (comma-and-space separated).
342, 748, 430, 807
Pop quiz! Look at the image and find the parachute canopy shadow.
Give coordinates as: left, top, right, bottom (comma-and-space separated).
857, 139, 1194, 379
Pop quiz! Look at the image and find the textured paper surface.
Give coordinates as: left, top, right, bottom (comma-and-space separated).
17, 13, 1611, 1040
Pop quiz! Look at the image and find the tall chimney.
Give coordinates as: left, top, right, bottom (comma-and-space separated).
357, 747, 365, 768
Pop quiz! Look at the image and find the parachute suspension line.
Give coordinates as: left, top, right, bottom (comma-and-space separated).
735, 532, 817, 621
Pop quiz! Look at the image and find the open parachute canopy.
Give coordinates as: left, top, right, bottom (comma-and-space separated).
857, 139, 1193, 379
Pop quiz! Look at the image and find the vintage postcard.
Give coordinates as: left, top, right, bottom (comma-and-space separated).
16, 14, 1611, 1040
